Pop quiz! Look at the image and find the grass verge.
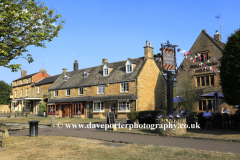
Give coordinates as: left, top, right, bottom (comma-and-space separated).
0, 136, 239, 159
0, 117, 106, 126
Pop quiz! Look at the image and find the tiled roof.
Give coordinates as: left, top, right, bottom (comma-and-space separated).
34, 74, 60, 86
47, 94, 137, 103
49, 57, 146, 90
13, 72, 38, 82
203, 31, 226, 50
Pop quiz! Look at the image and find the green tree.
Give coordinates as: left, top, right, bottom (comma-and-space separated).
0, 0, 65, 71
39, 102, 46, 115
176, 76, 198, 112
220, 28, 240, 105
0, 80, 12, 105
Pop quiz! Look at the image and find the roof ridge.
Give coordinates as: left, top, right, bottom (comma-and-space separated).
13, 72, 39, 82
71, 57, 144, 73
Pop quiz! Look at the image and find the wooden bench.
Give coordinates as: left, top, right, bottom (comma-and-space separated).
15, 112, 29, 117
0, 129, 5, 148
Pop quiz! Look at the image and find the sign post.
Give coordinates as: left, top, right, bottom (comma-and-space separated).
160, 41, 178, 115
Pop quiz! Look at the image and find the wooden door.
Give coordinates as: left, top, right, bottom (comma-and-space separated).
111, 103, 115, 114
65, 105, 70, 118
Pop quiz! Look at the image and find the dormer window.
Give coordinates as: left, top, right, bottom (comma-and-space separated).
63, 75, 68, 81
103, 64, 109, 77
126, 60, 133, 73
84, 71, 88, 78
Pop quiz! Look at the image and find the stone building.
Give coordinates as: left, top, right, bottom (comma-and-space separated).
176, 29, 237, 113
47, 41, 166, 119
11, 69, 59, 114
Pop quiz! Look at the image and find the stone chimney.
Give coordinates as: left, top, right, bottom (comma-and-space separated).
39, 68, 43, 73
74, 60, 78, 71
214, 30, 221, 41
62, 68, 67, 73
102, 58, 108, 66
43, 69, 47, 73
144, 40, 154, 60
21, 70, 27, 77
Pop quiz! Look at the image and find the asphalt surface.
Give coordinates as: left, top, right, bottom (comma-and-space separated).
8, 123, 240, 154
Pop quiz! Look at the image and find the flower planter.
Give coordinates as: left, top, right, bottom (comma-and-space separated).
155, 118, 187, 136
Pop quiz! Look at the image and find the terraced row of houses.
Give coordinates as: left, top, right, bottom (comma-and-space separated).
11, 30, 238, 118
11, 41, 166, 119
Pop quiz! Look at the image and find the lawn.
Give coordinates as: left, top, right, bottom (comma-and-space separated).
0, 136, 239, 159
0, 117, 106, 126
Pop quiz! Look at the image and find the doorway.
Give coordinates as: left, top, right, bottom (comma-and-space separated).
63, 105, 70, 118
110, 103, 116, 119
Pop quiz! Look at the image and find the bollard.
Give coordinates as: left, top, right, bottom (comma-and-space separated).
28, 121, 40, 137
51, 117, 55, 127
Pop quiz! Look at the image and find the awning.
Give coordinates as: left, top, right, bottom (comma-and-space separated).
200, 92, 224, 98
47, 94, 137, 104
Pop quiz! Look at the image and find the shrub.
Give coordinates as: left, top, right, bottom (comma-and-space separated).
126, 110, 163, 120
127, 111, 139, 120
39, 103, 47, 115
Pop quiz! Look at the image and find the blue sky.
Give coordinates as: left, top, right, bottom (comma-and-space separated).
1, 0, 240, 84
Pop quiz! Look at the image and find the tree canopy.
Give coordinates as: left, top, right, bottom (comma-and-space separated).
0, 0, 65, 71
220, 28, 240, 105
0, 80, 12, 105
176, 75, 198, 112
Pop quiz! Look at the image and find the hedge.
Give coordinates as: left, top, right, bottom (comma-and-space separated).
126, 110, 164, 120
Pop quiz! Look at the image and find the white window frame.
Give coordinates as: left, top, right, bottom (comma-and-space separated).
79, 88, 83, 95
84, 71, 88, 78
103, 64, 109, 77
93, 102, 105, 112
54, 90, 58, 97
21, 89, 23, 97
63, 75, 68, 81
126, 60, 133, 73
120, 82, 129, 92
26, 88, 28, 96
21, 80, 23, 84
97, 85, 105, 94
27, 79, 29, 83
66, 89, 70, 96
38, 86, 40, 94
118, 101, 130, 112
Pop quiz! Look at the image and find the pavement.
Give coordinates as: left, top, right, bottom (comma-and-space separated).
7, 122, 240, 154
5, 123, 50, 129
